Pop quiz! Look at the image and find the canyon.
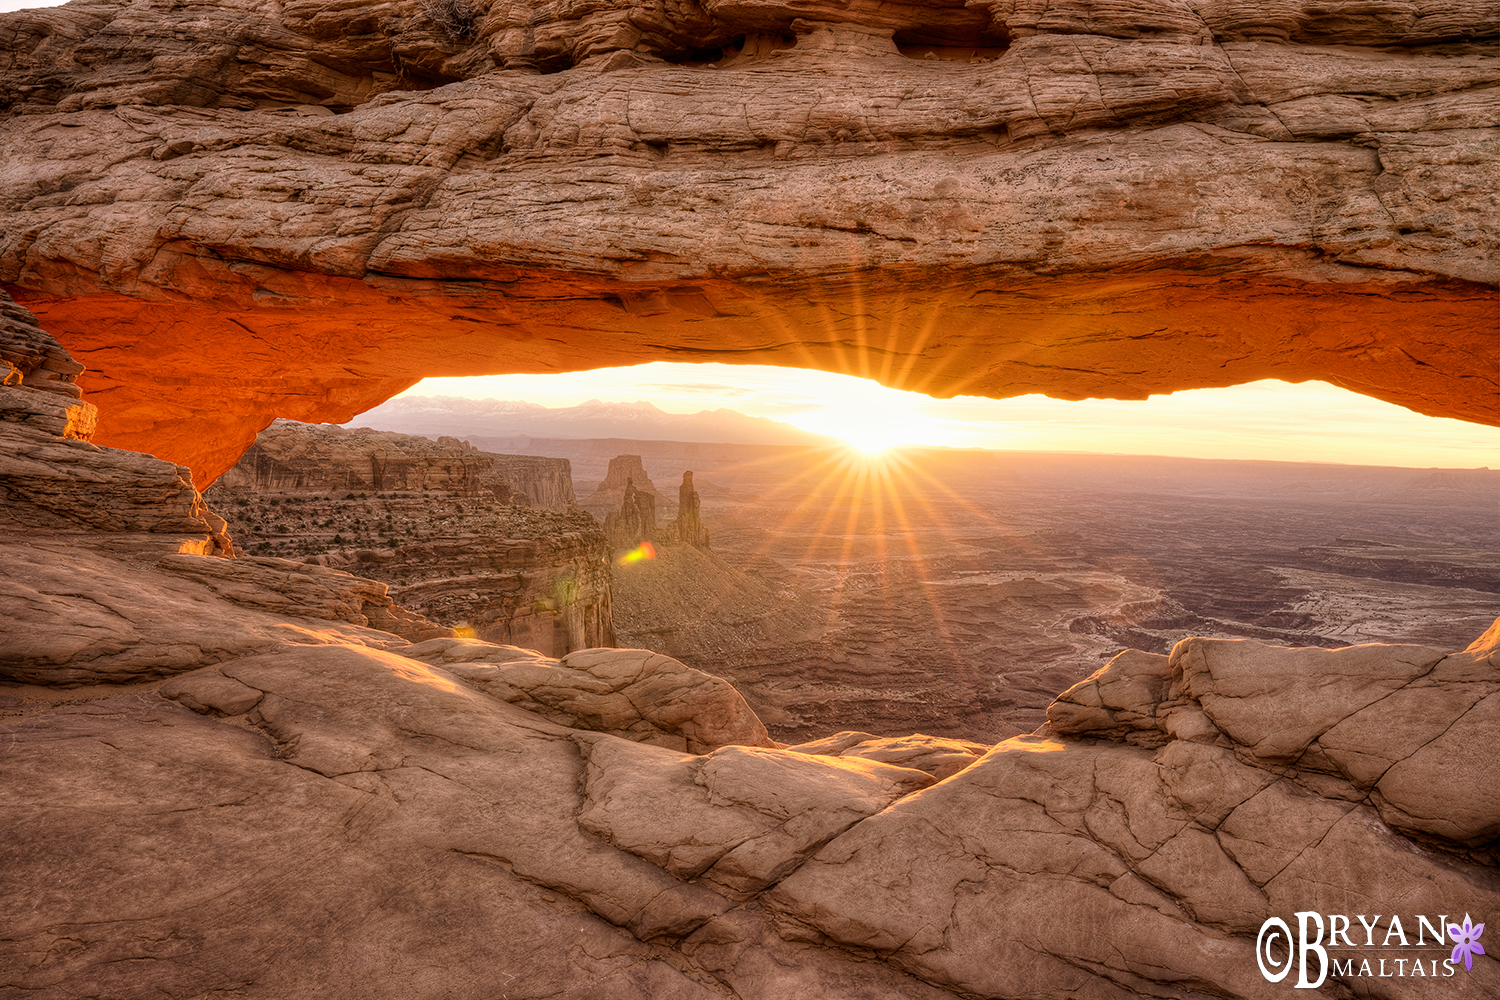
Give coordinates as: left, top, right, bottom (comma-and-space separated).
208, 420, 614, 655
518, 440, 1500, 742
1, 0, 1497, 997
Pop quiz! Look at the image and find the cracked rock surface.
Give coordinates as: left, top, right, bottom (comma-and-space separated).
6, 579, 1498, 998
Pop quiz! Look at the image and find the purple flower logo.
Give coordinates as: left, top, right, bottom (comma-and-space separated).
1449, 914, 1486, 971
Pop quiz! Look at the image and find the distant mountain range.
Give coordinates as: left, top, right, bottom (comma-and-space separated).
345, 395, 837, 447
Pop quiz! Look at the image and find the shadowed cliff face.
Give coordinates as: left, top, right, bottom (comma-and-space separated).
0, 0, 1495, 484
207, 420, 614, 655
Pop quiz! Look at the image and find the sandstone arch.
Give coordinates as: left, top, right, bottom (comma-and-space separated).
3, 4, 1500, 995
1, 0, 1495, 487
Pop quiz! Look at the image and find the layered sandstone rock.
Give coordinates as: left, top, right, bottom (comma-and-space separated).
156, 552, 450, 647
602, 465, 711, 550
0, 295, 229, 557
659, 470, 710, 548
218, 418, 576, 508
0, 296, 450, 685
206, 418, 612, 654
0, 0, 1494, 483
220, 419, 496, 494
0, 294, 85, 403
347, 518, 616, 655
603, 476, 658, 549
214, 487, 615, 656
485, 452, 577, 509
584, 454, 670, 517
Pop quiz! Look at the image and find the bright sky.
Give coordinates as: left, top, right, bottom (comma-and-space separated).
0, 0, 64, 9
404, 364, 1500, 469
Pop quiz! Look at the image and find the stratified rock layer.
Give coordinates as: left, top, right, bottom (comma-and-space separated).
485, 452, 577, 509
221, 419, 497, 495
601, 463, 711, 550
0, 296, 450, 686
218, 418, 577, 508
0, 0, 1495, 483
207, 419, 612, 655
660, 471, 711, 548
356, 519, 615, 655
584, 454, 670, 518
603, 478, 657, 549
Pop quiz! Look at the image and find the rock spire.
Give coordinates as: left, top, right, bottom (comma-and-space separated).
660, 471, 710, 549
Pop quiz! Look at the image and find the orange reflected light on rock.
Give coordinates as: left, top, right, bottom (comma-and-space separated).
994, 736, 1066, 755
617, 541, 657, 567
386, 658, 458, 693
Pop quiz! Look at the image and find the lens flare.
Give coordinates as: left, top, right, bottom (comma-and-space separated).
617, 541, 657, 567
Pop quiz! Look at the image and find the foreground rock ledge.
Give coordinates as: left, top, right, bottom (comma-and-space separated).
4, 570, 1498, 997
2, 0, 1497, 482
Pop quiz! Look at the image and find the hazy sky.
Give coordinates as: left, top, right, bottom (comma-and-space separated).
0, 0, 63, 9
404, 365, 1500, 469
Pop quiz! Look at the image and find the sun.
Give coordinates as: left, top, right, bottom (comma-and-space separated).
827, 419, 911, 454
781, 377, 957, 452
845, 430, 900, 454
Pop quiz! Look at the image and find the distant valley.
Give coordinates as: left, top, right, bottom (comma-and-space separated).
289, 407, 1500, 745
529, 442, 1500, 742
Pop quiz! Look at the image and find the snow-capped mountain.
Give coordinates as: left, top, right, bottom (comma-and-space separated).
345, 395, 834, 446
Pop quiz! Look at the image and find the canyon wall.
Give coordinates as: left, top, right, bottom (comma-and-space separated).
0, 0, 1494, 483
218, 419, 577, 509
221, 420, 494, 494
211, 420, 613, 655
351, 522, 615, 655
486, 452, 577, 509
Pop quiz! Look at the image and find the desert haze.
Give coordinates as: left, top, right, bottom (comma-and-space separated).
487, 436, 1500, 742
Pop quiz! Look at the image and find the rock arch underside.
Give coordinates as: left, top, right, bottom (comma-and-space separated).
1, 1, 1498, 999
1, 0, 1497, 483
